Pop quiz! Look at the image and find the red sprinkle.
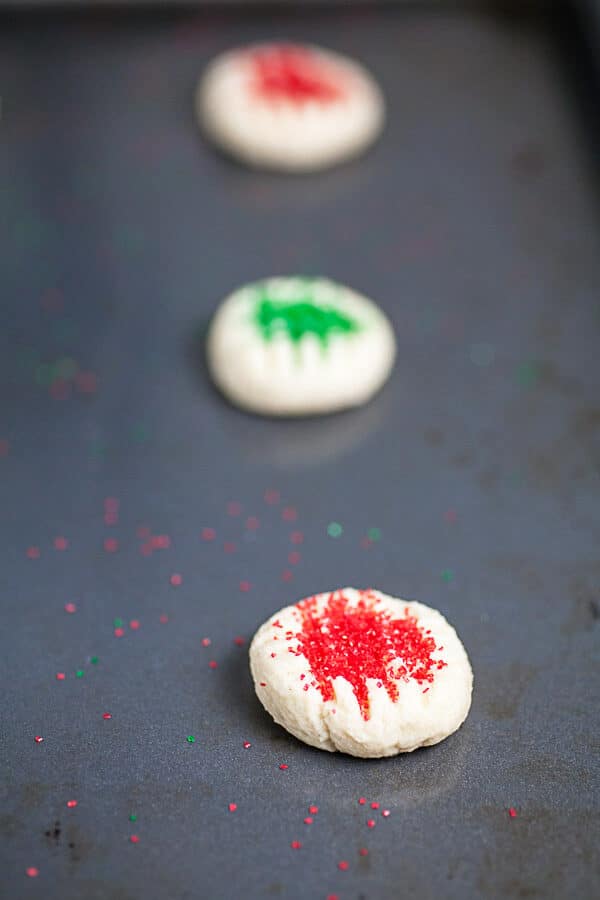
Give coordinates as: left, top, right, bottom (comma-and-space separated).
129, 835, 139, 844
201, 637, 211, 647
54, 536, 68, 551
227, 501, 242, 516
129, 620, 140, 630
264, 488, 280, 505
208, 660, 218, 669
228, 803, 237, 812
250, 45, 345, 105
290, 531, 304, 545
159, 614, 169, 624
102, 712, 112, 720
359, 848, 369, 856
0, 438, 9, 457
282, 506, 298, 522
66, 800, 77, 808
288, 551, 301, 565
381, 809, 391, 818
358, 797, 366, 805
294, 590, 445, 720
170, 573, 182, 586
224, 542, 236, 554
281, 570, 293, 582
327, 895, 339, 900
56, 672, 66, 681
27, 546, 40, 559
239, 580, 251, 592
279, 764, 288, 770
508, 807, 518, 818
114, 627, 125, 637
303, 817, 313, 825
103, 538, 118, 553
290, 840, 302, 850
370, 802, 380, 809
64, 603, 77, 614
243, 741, 251, 749
308, 805, 318, 814
201, 527, 216, 541
26, 867, 39, 878
367, 819, 375, 828
338, 861, 349, 871
34, 735, 44, 744
246, 516, 260, 531
233, 636, 245, 646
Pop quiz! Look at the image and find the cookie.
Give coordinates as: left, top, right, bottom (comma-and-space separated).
206, 276, 396, 416
249, 588, 473, 758
197, 43, 385, 171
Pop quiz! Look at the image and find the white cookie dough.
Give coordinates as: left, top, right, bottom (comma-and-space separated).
249, 588, 473, 758
206, 277, 396, 416
197, 43, 384, 171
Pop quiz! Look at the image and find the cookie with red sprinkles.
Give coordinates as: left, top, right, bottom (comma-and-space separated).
249, 588, 473, 757
197, 43, 385, 171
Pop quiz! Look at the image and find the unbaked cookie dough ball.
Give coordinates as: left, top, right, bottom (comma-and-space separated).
197, 42, 385, 171
249, 588, 473, 758
206, 277, 396, 416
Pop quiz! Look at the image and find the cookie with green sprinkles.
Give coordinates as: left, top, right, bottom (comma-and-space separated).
206, 277, 396, 416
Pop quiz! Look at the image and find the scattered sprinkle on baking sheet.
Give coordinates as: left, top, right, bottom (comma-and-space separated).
327, 522, 343, 538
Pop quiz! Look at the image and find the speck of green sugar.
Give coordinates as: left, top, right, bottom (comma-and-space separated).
327, 522, 343, 538
90, 656, 99, 664
367, 527, 382, 542
186, 735, 196, 744
113, 618, 123, 628
253, 285, 360, 346
129, 814, 137, 822
75, 669, 84, 678
441, 569, 454, 583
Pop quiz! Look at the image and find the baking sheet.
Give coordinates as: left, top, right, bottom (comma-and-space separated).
0, 6, 599, 899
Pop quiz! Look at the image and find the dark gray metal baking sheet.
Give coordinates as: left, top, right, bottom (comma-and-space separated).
0, 6, 599, 900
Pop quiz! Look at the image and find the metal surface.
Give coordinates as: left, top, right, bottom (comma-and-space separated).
1, 7, 599, 899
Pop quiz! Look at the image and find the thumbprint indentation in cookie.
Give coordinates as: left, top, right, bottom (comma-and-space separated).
248, 45, 347, 105
253, 284, 361, 348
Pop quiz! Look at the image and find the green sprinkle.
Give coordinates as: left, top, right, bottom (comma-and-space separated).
327, 522, 343, 538
90, 656, 99, 665
441, 569, 454, 583
54, 357, 79, 380
367, 527, 382, 542
129, 814, 137, 822
75, 669, 84, 678
186, 735, 196, 744
113, 618, 123, 628
253, 282, 361, 347
516, 361, 538, 388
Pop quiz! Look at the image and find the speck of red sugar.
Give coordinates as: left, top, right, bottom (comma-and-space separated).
103, 538, 118, 553
338, 861, 349, 871
233, 636, 245, 646
381, 809, 391, 818
228, 803, 237, 812
54, 536, 68, 551
201, 527, 216, 541
303, 817, 313, 825
27, 546, 40, 559
34, 735, 44, 744
367, 819, 375, 828
129, 835, 139, 844
201, 637, 211, 647
359, 848, 369, 856
170, 573, 182, 586
358, 797, 366, 805
294, 590, 445, 720
279, 764, 288, 770
281, 570, 293, 582
308, 805, 318, 814
209, 660, 218, 669
0, 439, 9, 457
290, 840, 302, 849
129, 620, 140, 630
159, 614, 169, 624
508, 807, 518, 818
327, 895, 339, 900
264, 488, 280, 505
227, 501, 242, 516
246, 516, 259, 531
64, 603, 77, 614
288, 551, 301, 565
282, 506, 297, 522
243, 741, 251, 749
102, 712, 112, 720
239, 580, 251, 592
290, 531, 304, 545
224, 542, 236, 554
114, 627, 125, 638
66, 800, 77, 808
26, 867, 39, 878
56, 673, 65, 681
370, 802, 379, 809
